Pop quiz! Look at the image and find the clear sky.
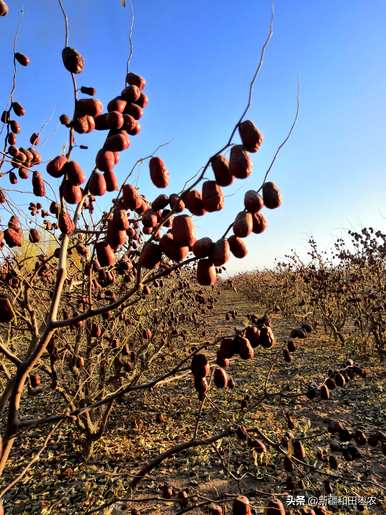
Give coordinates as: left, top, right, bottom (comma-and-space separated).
1, 0, 385, 274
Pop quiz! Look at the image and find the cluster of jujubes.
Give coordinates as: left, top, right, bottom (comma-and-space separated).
310, 359, 367, 401
0, 46, 43, 191
0, 30, 285, 298
190, 314, 276, 399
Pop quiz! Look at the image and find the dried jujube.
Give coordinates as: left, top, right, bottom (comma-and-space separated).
15, 52, 30, 66
162, 484, 174, 499
287, 340, 296, 352
8, 145, 18, 158
325, 377, 336, 390
30, 374, 41, 388
126, 72, 146, 90
160, 233, 189, 262
122, 114, 140, 134
73, 115, 95, 134
107, 97, 127, 113
60, 181, 83, 204
103, 132, 130, 152
112, 208, 129, 230
239, 337, 254, 359
94, 114, 109, 130
169, 194, 185, 212
62, 47, 84, 74
96, 149, 115, 173
104, 170, 118, 192
191, 353, 210, 378
183, 190, 206, 216
29, 147, 41, 165
91, 323, 102, 338
149, 157, 169, 188
213, 367, 228, 388
197, 259, 217, 286
262, 181, 282, 209
301, 322, 313, 333
283, 349, 292, 363
252, 212, 268, 234
211, 239, 230, 266
26, 228, 39, 244
19, 167, 29, 179
63, 160, 85, 185
96, 241, 116, 267
59, 114, 71, 126
218, 337, 238, 359
30, 132, 40, 145
244, 326, 260, 347
233, 211, 253, 238
202, 181, 224, 212
152, 194, 169, 210
89, 171, 107, 196
142, 209, 158, 227
125, 103, 143, 120
229, 145, 253, 178
32, 171, 45, 197
122, 184, 142, 210
75, 98, 103, 117
106, 225, 127, 249
244, 190, 264, 213
10, 120, 21, 134
238, 120, 263, 152
8, 133, 16, 145
12, 101, 25, 117
139, 242, 162, 269
192, 237, 214, 258
335, 373, 346, 387
211, 154, 233, 187
121, 85, 141, 103
228, 235, 248, 258
259, 325, 275, 348
58, 211, 75, 235
4, 228, 22, 247
172, 215, 196, 247
80, 86, 96, 96
106, 111, 124, 130
135, 92, 149, 108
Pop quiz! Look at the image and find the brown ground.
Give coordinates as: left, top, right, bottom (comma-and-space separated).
2, 286, 385, 514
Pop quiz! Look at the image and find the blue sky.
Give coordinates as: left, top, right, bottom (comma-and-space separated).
1, 0, 385, 273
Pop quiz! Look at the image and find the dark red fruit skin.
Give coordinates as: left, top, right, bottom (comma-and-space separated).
15, 52, 30, 66
149, 157, 169, 188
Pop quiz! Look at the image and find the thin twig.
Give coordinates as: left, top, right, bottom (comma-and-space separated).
258, 81, 300, 190
125, 0, 135, 78
57, 0, 69, 47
